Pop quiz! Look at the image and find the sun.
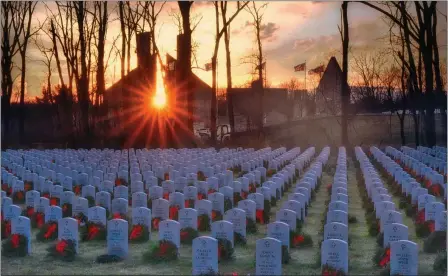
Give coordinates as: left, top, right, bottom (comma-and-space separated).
152, 59, 167, 109
153, 92, 167, 109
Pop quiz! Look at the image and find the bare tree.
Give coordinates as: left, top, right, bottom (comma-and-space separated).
119, 2, 126, 81
1, 2, 23, 135
14, 2, 39, 142
340, 1, 350, 146
209, 1, 249, 144
245, 1, 268, 136
94, 2, 108, 109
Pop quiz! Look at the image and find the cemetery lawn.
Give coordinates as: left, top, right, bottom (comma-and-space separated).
1, 156, 445, 275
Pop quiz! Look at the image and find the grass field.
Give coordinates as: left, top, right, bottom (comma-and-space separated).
1, 154, 445, 275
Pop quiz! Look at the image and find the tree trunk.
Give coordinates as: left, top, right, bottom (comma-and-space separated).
211, 55, 218, 143
119, 2, 126, 81
178, 2, 193, 137
256, 20, 264, 134
223, 21, 234, 136
398, 113, 406, 145
76, 1, 90, 137
432, 6, 446, 144
341, 1, 350, 146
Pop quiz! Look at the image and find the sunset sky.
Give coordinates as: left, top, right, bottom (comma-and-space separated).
21, 1, 448, 99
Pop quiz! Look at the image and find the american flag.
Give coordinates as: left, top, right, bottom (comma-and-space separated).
309, 65, 324, 75
294, 62, 306, 72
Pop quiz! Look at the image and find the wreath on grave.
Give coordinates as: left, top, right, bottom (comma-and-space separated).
246, 217, 257, 234
24, 181, 33, 192
234, 231, 247, 246
197, 171, 207, 181
73, 184, 82, 196
322, 264, 346, 276
163, 192, 170, 200
84, 196, 95, 208
47, 239, 76, 262
129, 224, 150, 242
12, 191, 25, 204
2, 233, 28, 257
22, 206, 35, 218
1, 183, 9, 194
290, 231, 312, 248
1, 219, 11, 239
282, 245, 290, 264
414, 209, 433, 238
208, 189, 217, 195
241, 190, 248, 200
211, 210, 223, 222
217, 238, 234, 261
151, 217, 162, 231
248, 184, 256, 194
62, 203, 72, 218
115, 178, 128, 187
143, 240, 178, 263
233, 192, 242, 205
198, 192, 207, 201
73, 213, 87, 226
147, 198, 153, 209
429, 184, 443, 197
96, 254, 123, 263
180, 227, 199, 244
198, 214, 211, 231
405, 203, 417, 218
31, 211, 45, 229
184, 199, 196, 208
169, 205, 180, 221
296, 219, 304, 233
41, 191, 50, 199
80, 221, 106, 241
270, 196, 277, 207
373, 246, 390, 268
224, 197, 232, 212
365, 212, 380, 237
112, 212, 128, 221
376, 232, 384, 247
433, 250, 447, 272
424, 231, 447, 253
36, 221, 58, 241
398, 195, 411, 210
266, 169, 276, 178
50, 197, 60, 206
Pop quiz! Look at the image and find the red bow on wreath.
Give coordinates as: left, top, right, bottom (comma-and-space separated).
44, 224, 57, 239
197, 193, 205, 200
241, 191, 248, 199
293, 235, 305, 247
7, 187, 12, 196
164, 173, 170, 181
56, 240, 68, 254
184, 200, 191, 208
4, 221, 11, 237
113, 213, 123, 219
256, 210, 264, 224
180, 230, 188, 240
208, 189, 216, 195
26, 207, 35, 217
130, 225, 143, 240
322, 269, 338, 276
87, 225, 99, 240
379, 248, 391, 267
115, 179, 122, 186
169, 206, 179, 220
1, 183, 8, 192
36, 213, 44, 228
152, 218, 160, 231
249, 185, 256, 193
428, 220, 435, 233
24, 183, 32, 192
416, 209, 425, 224
163, 193, 170, 200
11, 234, 20, 249
50, 198, 58, 206
42, 193, 50, 199
159, 242, 170, 255
62, 204, 69, 213
430, 185, 441, 197
73, 186, 81, 195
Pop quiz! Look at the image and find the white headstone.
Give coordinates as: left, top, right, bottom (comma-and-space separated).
321, 239, 348, 274
192, 236, 218, 275
256, 237, 282, 276
390, 240, 418, 276
107, 219, 128, 258
58, 217, 79, 253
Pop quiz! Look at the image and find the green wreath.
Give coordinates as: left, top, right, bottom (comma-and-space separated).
234, 232, 247, 246
2, 234, 28, 257
217, 238, 234, 261
143, 240, 178, 263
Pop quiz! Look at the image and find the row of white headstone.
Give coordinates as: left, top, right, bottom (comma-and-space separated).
370, 147, 447, 232
193, 147, 325, 275
320, 147, 349, 274
1, 147, 315, 267
385, 146, 446, 191
401, 146, 446, 176
416, 146, 447, 162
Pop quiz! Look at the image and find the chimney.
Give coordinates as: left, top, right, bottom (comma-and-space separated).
136, 32, 152, 69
